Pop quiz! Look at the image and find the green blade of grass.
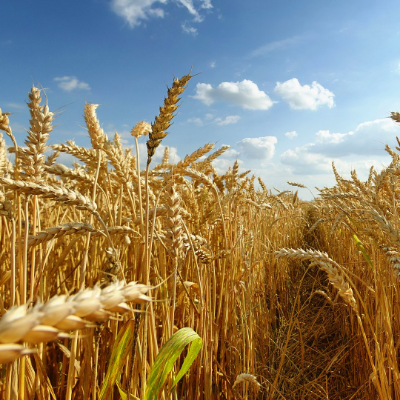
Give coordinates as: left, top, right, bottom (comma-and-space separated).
116, 382, 140, 400
353, 234, 374, 270
144, 327, 202, 400
99, 320, 135, 400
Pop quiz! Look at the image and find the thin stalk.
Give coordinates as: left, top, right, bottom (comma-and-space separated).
10, 217, 16, 306
80, 149, 101, 289
93, 329, 101, 400
66, 332, 79, 400
29, 195, 37, 302
140, 163, 151, 399
22, 198, 29, 304
135, 137, 144, 238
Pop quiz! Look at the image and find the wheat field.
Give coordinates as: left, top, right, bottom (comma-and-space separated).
1, 72, 400, 399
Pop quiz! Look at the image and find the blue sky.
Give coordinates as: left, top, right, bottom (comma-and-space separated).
1, 0, 400, 197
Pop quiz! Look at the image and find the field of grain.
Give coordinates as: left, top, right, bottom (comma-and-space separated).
1, 72, 400, 399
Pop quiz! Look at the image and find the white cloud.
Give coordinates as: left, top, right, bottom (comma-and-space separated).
223, 148, 240, 158
103, 129, 180, 167
182, 22, 197, 35
310, 118, 400, 157
285, 130, 298, 139
236, 136, 277, 160
193, 79, 275, 110
139, 142, 180, 166
187, 117, 203, 125
281, 148, 334, 175
215, 115, 240, 126
207, 118, 399, 199
280, 118, 400, 176
275, 78, 335, 110
56, 151, 76, 168
209, 61, 216, 68
177, 0, 202, 22
212, 156, 242, 174
110, 0, 166, 27
250, 36, 301, 57
187, 114, 240, 126
205, 145, 241, 174
315, 130, 346, 144
200, 0, 213, 9
280, 146, 384, 178
54, 76, 90, 92
110, 0, 212, 28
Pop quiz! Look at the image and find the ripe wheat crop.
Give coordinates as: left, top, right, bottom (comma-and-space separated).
1, 74, 400, 399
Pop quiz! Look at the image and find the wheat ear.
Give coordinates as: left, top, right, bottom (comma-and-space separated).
146, 71, 192, 166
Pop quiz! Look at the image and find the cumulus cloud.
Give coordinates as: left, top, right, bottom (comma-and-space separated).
193, 79, 275, 110
280, 118, 400, 176
215, 115, 240, 125
209, 61, 216, 68
54, 76, 90, 92
110, 0, 212, 28
285, 131, 298, 139
223, 148, 240, 158
275, 78, 335, 110
140, 142, 180, 166
311, 118, 400, 157
236, 136, 277, 160
281, 148, 334, 175
315, 130, 346, 144
211, 147, 242, 174
281, 146, 384, 177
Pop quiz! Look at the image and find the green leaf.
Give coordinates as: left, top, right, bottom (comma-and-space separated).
144, 327, 202, 400
353, 234, 374, 270
116, 382, 140, 400
99, 320, 135, 400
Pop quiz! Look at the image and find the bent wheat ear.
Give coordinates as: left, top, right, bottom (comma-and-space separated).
0, 177, 97, 214
0, 108, 18, 151
233, 373, 261, 388
84, 103, 108, 150
131, 121, 151, 139
276, 248, 358, 312
287, 181, 306, 188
